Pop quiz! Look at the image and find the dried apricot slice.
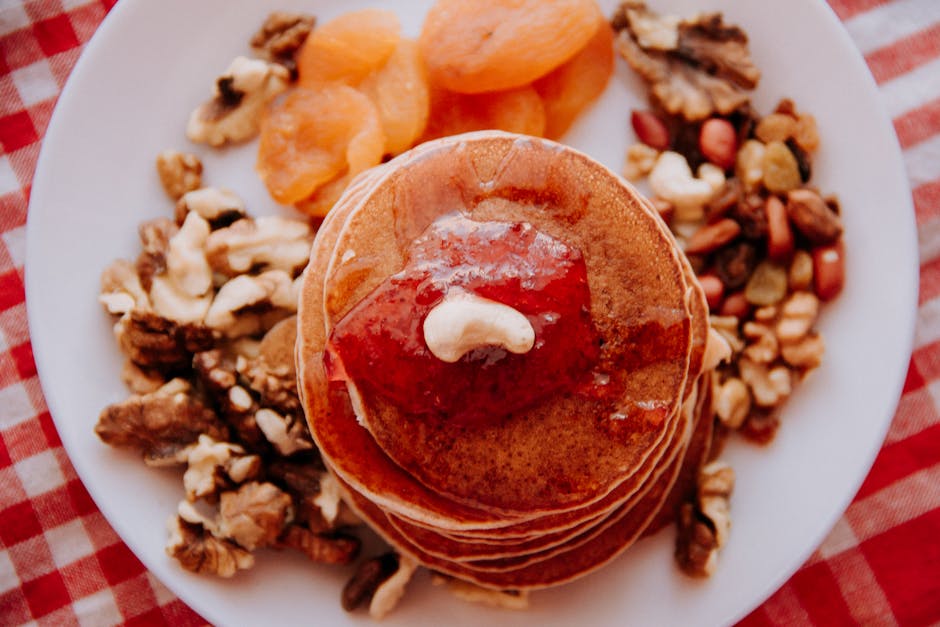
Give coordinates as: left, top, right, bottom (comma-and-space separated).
257, 85, 385, 207
359, 39, 430, 156
534, 17, 613, 139
297, 9, 401, 87
419, 0, 602, 94
420, 85, 547, 142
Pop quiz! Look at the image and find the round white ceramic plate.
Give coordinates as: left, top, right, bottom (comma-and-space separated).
26, 0, 916, 625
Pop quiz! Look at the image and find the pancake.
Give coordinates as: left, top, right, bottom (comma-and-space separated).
295, 130, 718, 589
317, 132, 695, 515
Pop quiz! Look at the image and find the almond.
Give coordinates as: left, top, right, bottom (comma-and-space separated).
684, 218, 741, 255
786, 188, 843, 244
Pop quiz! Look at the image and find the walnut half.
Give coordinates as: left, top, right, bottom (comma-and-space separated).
187, 56, 289, 147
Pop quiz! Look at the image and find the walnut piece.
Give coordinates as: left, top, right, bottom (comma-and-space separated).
675, 461, 735, 577
622, 142, 660, 181
100, 259, 151, 315
266, 459, 361, 533
250, 12, 315, 72
187, 56, 290, 147
613, 2, 760, 121
191, 349, 271, 450
96, 378, 227, 462
279, 525, 360, 564
156, 150, 203, 201
114, 309, 215, 371
714, 377, 750, 429
217, 481, 292, 550
342, 552, 401, 612
167, 509, 253, 577
206, 216, 314, 278
149, 212, 213, 324
238, 316, 300, 412
255, 407, 314, 456
204, 271, 298, 338
136, 217, 177, 292
369, 554, 419, 620
430, 575, 530, 610
121, 359, 166, 395
175, 187, 246, 230
183, 434, 261, 501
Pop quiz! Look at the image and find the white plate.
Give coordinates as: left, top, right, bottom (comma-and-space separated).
26, 0, 916, 625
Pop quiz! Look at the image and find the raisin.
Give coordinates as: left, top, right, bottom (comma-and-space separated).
785, 138, 812, 183
713, 241, 757, 290
730, 193, 768, 240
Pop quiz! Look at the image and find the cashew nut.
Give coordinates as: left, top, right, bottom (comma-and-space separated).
649, 151, 722, 221
423, 292, 535, 363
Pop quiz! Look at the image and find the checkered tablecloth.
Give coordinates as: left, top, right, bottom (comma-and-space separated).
2, 0, 938, 625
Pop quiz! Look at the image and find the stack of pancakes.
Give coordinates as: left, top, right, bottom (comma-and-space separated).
297, 131, 722, 589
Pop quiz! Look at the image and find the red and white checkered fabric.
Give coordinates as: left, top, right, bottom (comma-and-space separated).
1, 0, 938, 625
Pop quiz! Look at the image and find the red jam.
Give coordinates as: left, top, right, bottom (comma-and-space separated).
325, 214, 598, 426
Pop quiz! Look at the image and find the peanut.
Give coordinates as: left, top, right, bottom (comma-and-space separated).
698, 275, 725, 311
812, 242, 845, 301
765, 195, 794, 261
699, 118, 737, 170
631, 110, 670, 150
720, 291, 750, 318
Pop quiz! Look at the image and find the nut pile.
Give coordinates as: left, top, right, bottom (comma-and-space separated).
614, 0, 845, 575
95, 151, 374, 580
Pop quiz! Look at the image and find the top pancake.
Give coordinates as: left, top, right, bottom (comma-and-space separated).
313, 132, 697, 514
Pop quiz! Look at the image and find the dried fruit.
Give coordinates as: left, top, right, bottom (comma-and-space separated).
420, 85, 547, 142
788, 250, 814, 291
257, 86, 384, 208
744, 260, 788, 306
754, 113, 796, 144
793, 113, 820, 152
419, 0, 602, 94
714, 241, 757, 290
761, 141, 801, 193
699, 118, 737, 169
812, 242, 845, 301
631, 110, 670, 150
785, 138, 812, 183
735, 139, 766, 191
359, 38, 430, 155
534, 19, 614, 139
297, 9, 401, 87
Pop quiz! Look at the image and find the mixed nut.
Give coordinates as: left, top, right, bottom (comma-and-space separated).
615, 0, 845, 577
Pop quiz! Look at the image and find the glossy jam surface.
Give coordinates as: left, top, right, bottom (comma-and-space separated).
326, 214, 598, 425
